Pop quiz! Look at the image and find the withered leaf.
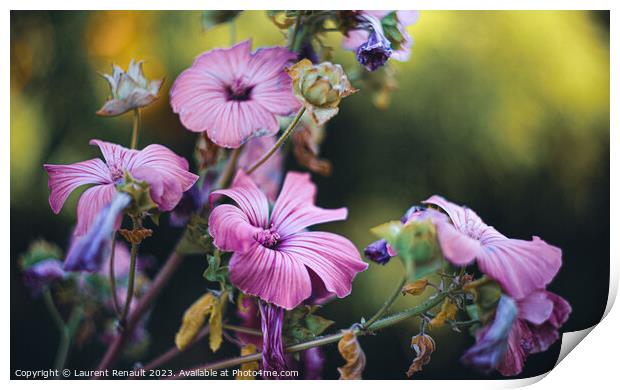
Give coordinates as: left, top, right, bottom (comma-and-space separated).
337, 330, 366, 380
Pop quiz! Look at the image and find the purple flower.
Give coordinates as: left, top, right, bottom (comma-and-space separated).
461, 295, 518, 373
355, 15, 393, 71
64, 193, 131, 272
364, 239, 393, 264
463, 291, 571, 376
237, 136, 284, 202
23, 259, 67, 296
208, 170, 367, 310
259, 301, 289, 378
44, 139, 198, 235
170, 40, 301, 149
343, 11, 420, 63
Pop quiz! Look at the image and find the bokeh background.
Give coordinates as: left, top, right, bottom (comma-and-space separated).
11, 10, 609, 379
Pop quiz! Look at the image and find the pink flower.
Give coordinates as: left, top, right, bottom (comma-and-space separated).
208, 170, 368, 310
170, 40, 301, 149
237, 135, 283, 201
424, 196, 562, 300
44, 139, 198, 236
343, 11, 420, 62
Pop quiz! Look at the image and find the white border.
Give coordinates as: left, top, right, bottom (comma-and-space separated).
5, 1, 618, 388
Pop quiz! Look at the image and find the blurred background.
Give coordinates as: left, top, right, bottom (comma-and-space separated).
11, 10, 609, 380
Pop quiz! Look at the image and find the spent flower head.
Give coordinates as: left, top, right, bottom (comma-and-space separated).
287, 59, 358, 126
97, 59, 163, 117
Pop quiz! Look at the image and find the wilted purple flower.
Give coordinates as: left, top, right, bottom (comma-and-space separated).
363, 239, 393, 265
462, 291, 571, 376
64, 192, 131, 272
258, 301, 289, 379
303, 347, 325, 380
355, 14, 393, 71
461, 295, 518, 373
23, 259, 67, 296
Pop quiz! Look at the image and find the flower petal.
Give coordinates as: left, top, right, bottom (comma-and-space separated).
129, 144, 199, 211
207, 100, 279, 148
271, 172, 348, 237
497, 320, 530, 376
435, 221, 481, 265
44, 159, 111, 214
210, 170, 270, 228
208, 204, 262, 253
228, 242, 312, 310
75, 183, 117, 236
476, 230, 562, 300
279, 232, 368, 299
517, 290, 554, 325
89, 139, 137, 167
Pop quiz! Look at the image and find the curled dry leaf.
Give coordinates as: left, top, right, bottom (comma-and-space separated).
337, 330, 366, 380
407, 333, 435, 377
174, 292, 226, 352
429, 299, 458, 328
293, 126, 332, 176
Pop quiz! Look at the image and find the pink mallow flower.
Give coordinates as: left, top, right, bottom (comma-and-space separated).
208, 170, 368, 310
44, 139, 198, 236
423, 196, 562, 300
170, 40, 301, 149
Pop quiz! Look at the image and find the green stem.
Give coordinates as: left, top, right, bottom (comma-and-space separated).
215, 148, 242, 189
121, 218, 141, 325
43, 289, 83, 371
109, 232, 121, 316
246, 107, 306, 175
180, 290, 451, 374
362, 276, 407, 330
288, 13, 303, 51
130, 108, 141, 149
222, 324, 263, 337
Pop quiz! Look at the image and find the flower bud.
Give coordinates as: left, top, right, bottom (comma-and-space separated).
287, 59, 358, 125
23, 259, 67, 296
97, 59, 163, 117
355, 15, 393, 71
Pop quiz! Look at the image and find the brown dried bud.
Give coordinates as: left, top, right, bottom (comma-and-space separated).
429, 299, 458, 328
337, 330, 366, 380
118, 227, 153, 244
407, 333, 435, 377
401, 278, 429, 296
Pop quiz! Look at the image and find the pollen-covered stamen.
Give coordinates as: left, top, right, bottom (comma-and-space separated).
110, 166, 124, 182
227, 79, 254, 101
256, 228, 280, 249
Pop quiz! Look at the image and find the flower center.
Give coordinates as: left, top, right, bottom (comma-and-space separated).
226, 79, 254, 101
256, 228, 280, 249
109, 165, 125, 183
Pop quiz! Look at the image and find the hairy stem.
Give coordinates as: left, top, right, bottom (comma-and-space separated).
120, 218, 141, 326
130, 108, 141, 149
177, 291, 450, 375
108, 232, 121, 316
362, 276, 407, 330
43, 289, 83, 371
247, 107, 306, 175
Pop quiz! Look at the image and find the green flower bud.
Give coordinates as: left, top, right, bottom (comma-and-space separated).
287, 59, 358, 125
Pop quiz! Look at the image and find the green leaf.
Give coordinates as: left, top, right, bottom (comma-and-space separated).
116, 171, 157, 215
283, 306, 334, 344
203, 251, 229, 287
177, 215, 213, 255
380, 12, 406, 51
